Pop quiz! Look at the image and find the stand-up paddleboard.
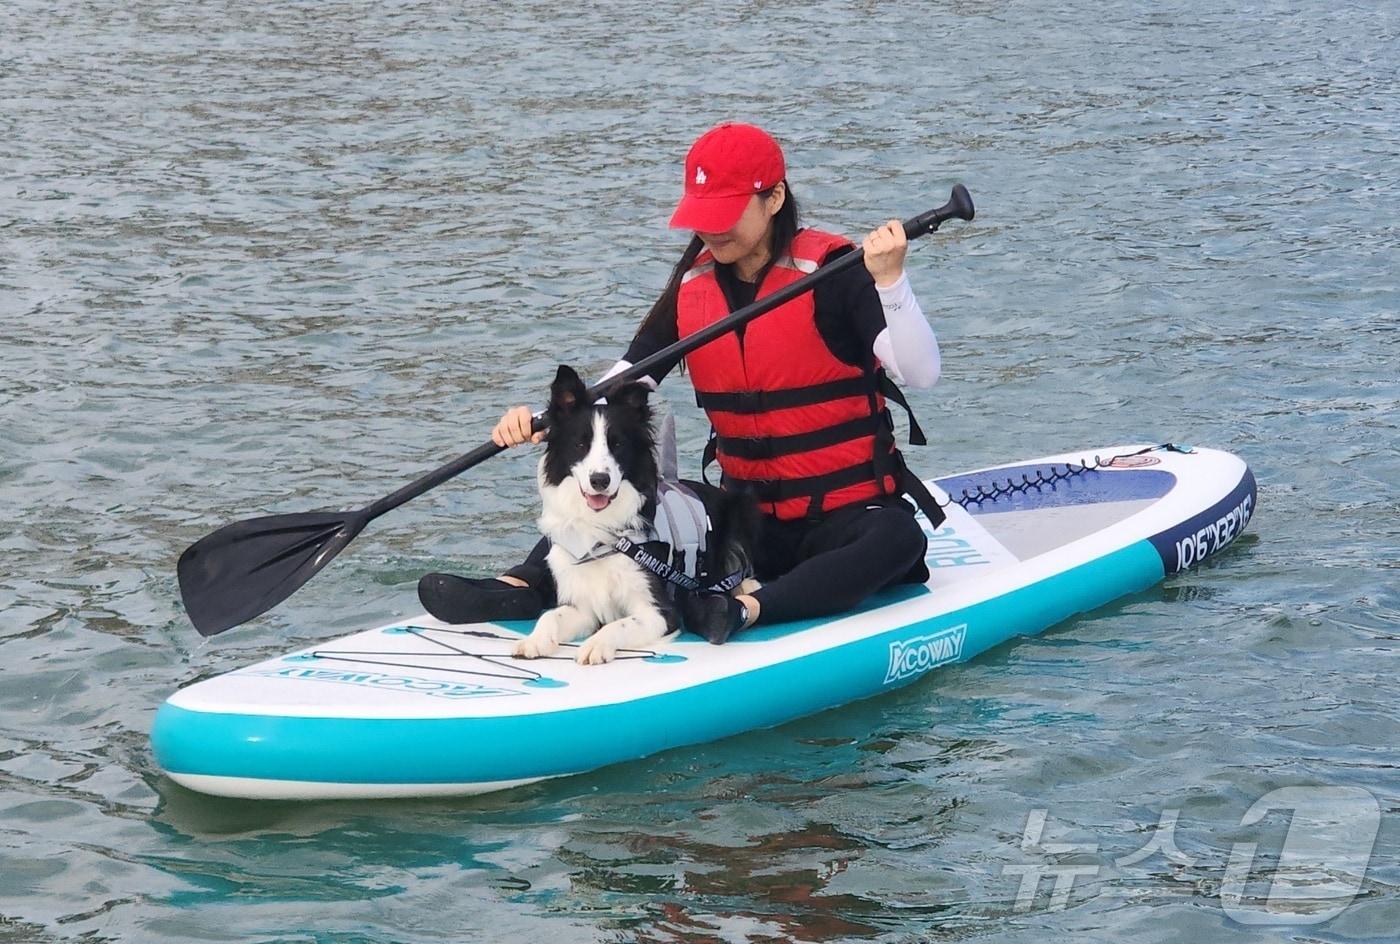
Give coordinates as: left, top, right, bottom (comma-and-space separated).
152, 443, 1255, 800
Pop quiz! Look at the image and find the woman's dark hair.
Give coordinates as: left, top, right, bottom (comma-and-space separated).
634, 181, 800, 344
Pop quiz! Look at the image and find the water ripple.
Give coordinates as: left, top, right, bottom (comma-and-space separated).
3, 0, 1398, 940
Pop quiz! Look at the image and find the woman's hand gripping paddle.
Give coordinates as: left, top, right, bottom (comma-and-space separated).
178, 186, 975, 636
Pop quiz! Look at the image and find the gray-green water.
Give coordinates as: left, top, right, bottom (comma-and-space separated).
3, 1, 1398, 941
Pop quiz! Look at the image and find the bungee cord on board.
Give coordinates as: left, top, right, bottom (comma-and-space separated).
949, 457, 1104, 509
308, 624, 665, 684
942, 443, 1190, 510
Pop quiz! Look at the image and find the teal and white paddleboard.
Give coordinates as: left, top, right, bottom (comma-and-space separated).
152, 443, 1255, 800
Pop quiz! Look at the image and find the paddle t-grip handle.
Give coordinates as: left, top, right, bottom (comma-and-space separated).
903, 184, 975, 240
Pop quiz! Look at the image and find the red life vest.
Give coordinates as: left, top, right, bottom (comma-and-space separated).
677, 228, 911, 521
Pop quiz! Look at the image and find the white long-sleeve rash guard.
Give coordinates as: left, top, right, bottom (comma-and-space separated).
870, 272, 940, 388
599, 273, 940, 390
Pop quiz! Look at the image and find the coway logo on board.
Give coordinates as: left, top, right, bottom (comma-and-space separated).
247, 666, 524, 700
884, 624, 968, 685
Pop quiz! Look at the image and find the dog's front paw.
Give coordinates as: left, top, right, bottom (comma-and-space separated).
512, 611, 564, 659
512, 632, 559, 659
576, 631, 618, 666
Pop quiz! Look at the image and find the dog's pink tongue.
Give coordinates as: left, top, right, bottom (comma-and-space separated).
585, 492, 612, 511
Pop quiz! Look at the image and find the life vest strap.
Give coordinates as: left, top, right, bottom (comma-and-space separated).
716, 414, 887, 460
694, 375, 874, 414
725, 460, 885, 504
878, 374, 927, 446
898, 461, 947, 529
725, 449, 946, 528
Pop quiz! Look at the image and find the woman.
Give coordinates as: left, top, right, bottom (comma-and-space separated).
420, 122, 945, 642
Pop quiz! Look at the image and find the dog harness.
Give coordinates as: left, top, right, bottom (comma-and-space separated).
676, 228, 945, 526
549, 418, 745, 595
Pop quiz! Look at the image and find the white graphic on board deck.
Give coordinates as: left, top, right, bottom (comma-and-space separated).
917, 484, 1019, 589
247, 665, 524, 700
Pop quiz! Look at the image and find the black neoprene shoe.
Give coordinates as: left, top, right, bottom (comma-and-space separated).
680, 592, 749, 645
417, 573, 544, 624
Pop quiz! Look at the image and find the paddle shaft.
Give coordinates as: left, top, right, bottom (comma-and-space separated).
364, 190, 972, 522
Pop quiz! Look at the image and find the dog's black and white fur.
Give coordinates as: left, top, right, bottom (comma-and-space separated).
512, 366, 680, 665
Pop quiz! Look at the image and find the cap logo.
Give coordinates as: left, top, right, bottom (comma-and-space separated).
695, 167, 707, 186
754, 180, 762, 189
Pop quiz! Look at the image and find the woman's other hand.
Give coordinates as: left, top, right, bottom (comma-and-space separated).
491, 405, 544, 447
862, 219, 907, 288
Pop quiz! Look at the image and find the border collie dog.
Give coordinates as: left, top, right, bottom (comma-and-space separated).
512, 366, 680, 665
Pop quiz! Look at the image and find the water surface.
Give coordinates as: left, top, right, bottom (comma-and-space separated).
2, 0, 1398, 940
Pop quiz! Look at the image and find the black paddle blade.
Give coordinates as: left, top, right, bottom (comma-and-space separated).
178, 509, 370, 637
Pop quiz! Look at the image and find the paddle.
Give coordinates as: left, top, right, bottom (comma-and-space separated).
179, 186, 975, 635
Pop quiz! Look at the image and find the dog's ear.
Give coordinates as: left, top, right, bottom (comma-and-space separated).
609, 381, 652, 420
549, 365, 588, 416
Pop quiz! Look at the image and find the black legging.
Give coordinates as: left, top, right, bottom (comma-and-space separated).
749, 497, 929, 623
505, 497, 928, 625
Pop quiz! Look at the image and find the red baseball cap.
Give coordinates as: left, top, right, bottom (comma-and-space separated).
668, 123, 786, 233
